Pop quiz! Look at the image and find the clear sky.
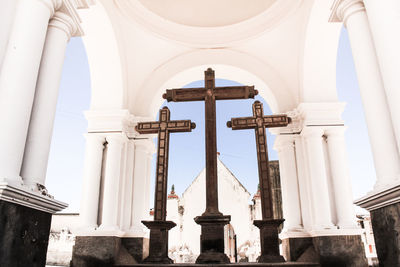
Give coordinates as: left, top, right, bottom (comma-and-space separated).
45, 27, 376, 214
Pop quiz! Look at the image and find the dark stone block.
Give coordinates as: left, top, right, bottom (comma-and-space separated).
116, 262, 320, 267
312, 235, 367, 267
282, 235, 367, 267
0, 200, 52, 267
370, 203, 400, 267
121, 237, 149, 263
194, 215, 231, 264
71, 236, 121, 267
282, 237, 314, 261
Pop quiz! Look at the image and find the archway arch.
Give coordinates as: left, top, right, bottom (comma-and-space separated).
132, 48, 296, 118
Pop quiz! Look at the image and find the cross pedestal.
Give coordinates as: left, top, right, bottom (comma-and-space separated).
194, 215, 231, 264
254, 219, 285, 263
141, 220, 176, 264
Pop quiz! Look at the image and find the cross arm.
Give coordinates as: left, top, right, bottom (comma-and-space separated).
135, 122, 160, 134
227, 117, 257, 130
262, 115, 291, 128
167, 120, 196, 133
214, 86, 258, 100
163, 88, 206, 102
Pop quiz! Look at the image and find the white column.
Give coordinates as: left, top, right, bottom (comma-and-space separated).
325, 127, 357, 228
79, 134, 105, 230
336, 0, 400, 189
302, 127, 334, 230
144, 144, 155, 220
129, 139, 153, 236
364, 0, 400, 151
21, 12, 77, 188
294, 136, 313, 231
99, 135, 124, 231
274, 135, 303, 232
120, 139, 135, 231
0, 0, 61, 184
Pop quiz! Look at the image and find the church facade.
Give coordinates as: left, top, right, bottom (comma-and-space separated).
1, 0, 400, 266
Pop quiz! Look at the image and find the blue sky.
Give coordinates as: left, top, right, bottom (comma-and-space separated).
45, 27, 375, 213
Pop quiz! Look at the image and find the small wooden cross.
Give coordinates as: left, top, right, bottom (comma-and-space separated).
136, 106, 196, 221
227, 100, 291, 219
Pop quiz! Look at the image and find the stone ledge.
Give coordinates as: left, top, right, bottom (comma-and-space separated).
117, 263, 319, 267
354, 182, 400, 211
0, 182, 67, 213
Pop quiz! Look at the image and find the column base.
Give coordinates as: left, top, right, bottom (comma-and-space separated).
194, 214, 231, 264
71, 236, 139, 266
141, 220, 176, 264
0, 200, 52, 267
370, 202, 400, 267
254, 219, 285, 263
282, 235, 367, 267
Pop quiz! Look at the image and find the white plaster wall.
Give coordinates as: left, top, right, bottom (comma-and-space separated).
179, 159, 253, 255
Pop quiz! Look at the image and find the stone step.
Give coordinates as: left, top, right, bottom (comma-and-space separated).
116, 262, 319, 267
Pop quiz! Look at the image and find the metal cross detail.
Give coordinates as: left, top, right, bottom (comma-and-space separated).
136, 107, 196, 221
163, 68, 258, 216
227, 100, 291, 220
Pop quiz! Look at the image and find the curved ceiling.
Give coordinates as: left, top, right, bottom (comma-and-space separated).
114, 0, 301, 47
138, 0, 277, 27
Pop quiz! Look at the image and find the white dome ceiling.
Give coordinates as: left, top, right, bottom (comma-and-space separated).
138, 0, 277, 27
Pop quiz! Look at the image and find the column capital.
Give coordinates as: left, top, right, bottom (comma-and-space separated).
134, 138, 156, 154
273, 135, 295, 152
330, 0, 365, 26
301, 127, 324, 139
49, 11, 78, 40
36, 0, 63, 16
105, 134, 126, 146
324, 126, 347, 138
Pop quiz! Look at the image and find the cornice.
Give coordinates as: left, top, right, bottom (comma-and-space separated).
354, 182, 400, 211
329, 0, 365, 27
0, 182, 68, 213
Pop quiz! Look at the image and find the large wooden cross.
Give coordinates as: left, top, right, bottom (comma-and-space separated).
227, 100, 290, 263
136, 106, 195, 221
163, 68, 258, 216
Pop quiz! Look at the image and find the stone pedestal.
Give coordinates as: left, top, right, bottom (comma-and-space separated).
194, 215, 231, 264
370, 202, 400, 267
281, 235, 367, 267
254, 219, 285, 263
0, 200, 52, 267
141, 220, 176, 264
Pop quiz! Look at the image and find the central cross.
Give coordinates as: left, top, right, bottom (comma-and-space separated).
163, 68, 258, 263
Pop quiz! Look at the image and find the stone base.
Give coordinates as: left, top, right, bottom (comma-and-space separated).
0, 200, 52, 267
141, 220, 176, 264
370, 202, 400, 267
282, 235, 367, 267
194, 214, 231, 264
71, 236, 138, 267
121, 237, 149, 263
254, 219, 285, 263
117, 262, 320, 267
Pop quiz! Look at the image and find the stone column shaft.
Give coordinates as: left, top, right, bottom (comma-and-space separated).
275, 135, 303, 231
99, 135, 124, 231
79, 134, 105, 230
0, 0, 61, 184
325, 127, 357, 228
129, 139, 153, 236
337, 0, 400, 188
21, 12, 77, 188
364, 0, 400, 152
302, 127, 334, 230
